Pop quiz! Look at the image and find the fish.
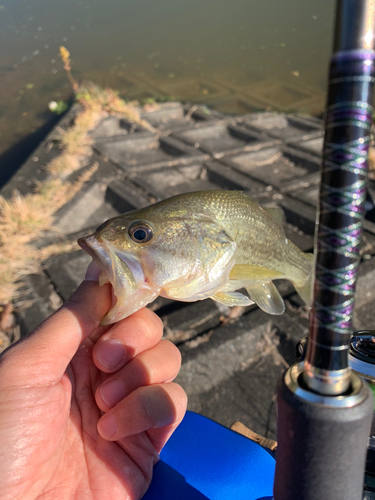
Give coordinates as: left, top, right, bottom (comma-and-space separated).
78, 190, 313, 325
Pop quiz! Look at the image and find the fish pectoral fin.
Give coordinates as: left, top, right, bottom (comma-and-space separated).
211, 291, 254, 307
246, 282, 285, 315
229, 264, 283, 281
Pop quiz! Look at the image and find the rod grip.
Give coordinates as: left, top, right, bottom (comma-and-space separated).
274, 371, 373, 500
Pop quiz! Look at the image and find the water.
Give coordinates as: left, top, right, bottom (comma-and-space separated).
0, 0, 335, 187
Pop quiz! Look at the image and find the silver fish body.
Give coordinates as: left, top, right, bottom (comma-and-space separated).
78, 190, 313, 325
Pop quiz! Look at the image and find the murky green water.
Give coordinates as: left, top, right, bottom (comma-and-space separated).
0, 0, 335, 184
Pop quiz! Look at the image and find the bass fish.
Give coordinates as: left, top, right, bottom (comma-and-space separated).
78, 190, 313, 325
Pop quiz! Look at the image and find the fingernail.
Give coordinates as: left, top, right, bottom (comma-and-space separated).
98, 414, 118, 438
85, 261, 101, 281
97, 339, 126, 369
100, 379, 126, 408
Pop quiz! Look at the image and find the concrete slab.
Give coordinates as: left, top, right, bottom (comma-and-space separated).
241, 112, 322, 142
175, 307, 308, 439
219, 145, 320, 191
95, 134, 207, 172
173, 122, 275, 158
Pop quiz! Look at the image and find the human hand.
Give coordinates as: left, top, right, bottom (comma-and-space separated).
0, 263, 187, 500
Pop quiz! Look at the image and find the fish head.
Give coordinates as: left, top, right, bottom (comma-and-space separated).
78, 200, 236, 325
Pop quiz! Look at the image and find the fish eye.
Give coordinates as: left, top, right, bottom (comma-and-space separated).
128, 223, 153, 243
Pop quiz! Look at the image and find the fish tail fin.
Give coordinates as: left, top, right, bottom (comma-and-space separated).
293, 253, 314, 306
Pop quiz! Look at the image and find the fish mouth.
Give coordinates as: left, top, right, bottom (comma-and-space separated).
78, 234, 158, 324
78, 235, 116, 284
78, 234, 141, 292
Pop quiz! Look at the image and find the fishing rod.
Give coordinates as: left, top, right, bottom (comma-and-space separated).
274, 1, 375, 499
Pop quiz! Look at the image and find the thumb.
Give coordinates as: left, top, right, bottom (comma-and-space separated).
0, 262, 112, 384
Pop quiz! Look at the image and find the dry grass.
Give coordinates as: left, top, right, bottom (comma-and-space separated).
0, 303, 20, 352
39, 242, 78, 261
0, 192, 53, 241
59, 46, 78, 92
77, 81, 155, 132
56, 106, 105, 156
0, 163, 98, 306
46, 154, 82, 176
58, 126, 92, 157
46, 102, 104, 176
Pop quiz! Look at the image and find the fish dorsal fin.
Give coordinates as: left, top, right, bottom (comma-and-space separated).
264, 206, 285, 225
246, 282, 285, 315
211, 291, 254, 307
229, 264, 283, 281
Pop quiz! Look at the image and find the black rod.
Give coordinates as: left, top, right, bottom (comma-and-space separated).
304, 0, 375, 395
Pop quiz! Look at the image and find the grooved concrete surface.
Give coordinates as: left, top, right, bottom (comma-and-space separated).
4, 103, 375, 440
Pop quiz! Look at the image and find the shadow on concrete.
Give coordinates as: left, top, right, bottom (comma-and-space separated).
0, 101, 73, 190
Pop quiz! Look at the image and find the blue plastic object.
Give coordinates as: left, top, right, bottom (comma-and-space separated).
143, 411, 275, 500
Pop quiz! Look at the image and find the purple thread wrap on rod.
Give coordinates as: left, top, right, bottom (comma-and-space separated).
304, 47, 375, 393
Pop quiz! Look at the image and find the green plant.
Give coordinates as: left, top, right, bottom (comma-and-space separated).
49, 100, 69, 115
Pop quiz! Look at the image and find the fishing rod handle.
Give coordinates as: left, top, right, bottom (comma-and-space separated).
274, 365, 373, 500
